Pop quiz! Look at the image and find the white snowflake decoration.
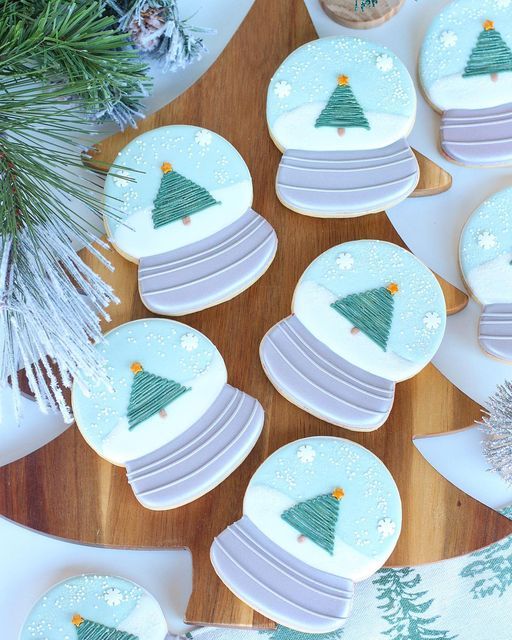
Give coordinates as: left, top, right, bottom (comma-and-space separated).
181, 332, 199, 351
274, 80, 291, 99
297, 444, 316, 463
104, 587, 122, 607
195, 129, 212, 147
336, 252, 354, 271
377, 517, 396, 538
376, 54, 394, 73
112, 170, 130, 188
496, 0, 511, 8
423, 311, 441, 331
478, 231, 497, 250
440, 30, 458, 48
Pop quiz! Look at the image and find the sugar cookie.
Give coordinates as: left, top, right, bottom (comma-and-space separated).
72, 318, 264, 509
19, 574, 167, 640
267, 37, 418, 217
211, 436, 401, 633
420, 0, 512, 166
104, 125, 277, 315
260, 240, 446, 430
460, 187, 512, 361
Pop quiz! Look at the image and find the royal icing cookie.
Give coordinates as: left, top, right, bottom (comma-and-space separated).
267, 36, 418, 217
211, 436, 401, 632
104, 125, 277, 315
71, 318, 264, 509
19, 574, 167, 640
260, 240, 446, 431
420, 0, 512, 166
460, 187, 512, 361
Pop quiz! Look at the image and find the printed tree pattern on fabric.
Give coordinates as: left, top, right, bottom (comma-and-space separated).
463, 21, 512, 78
355, 0, 379, 10
127, 362, 190, 430
152, 162, 220, 229
374, 568, 456, 640
263, 625, 345, 640
459, 535, 512, 599
73, 615, 138, 640
330, 284, 397, 351
315, 76, 370, 130
280, 489, 343, 555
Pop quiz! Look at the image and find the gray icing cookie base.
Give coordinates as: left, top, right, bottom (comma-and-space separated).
275, 139, 419, 217
479, 303, 512, 362
440, 103, 512, 167
260, 315, 395, 431
138, 208, 277, 315
211, 515, 354, 633
125, 384, 264, 510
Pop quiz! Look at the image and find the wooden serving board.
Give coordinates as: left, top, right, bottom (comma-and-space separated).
0, 0, 510, 629
320, 0, 405, 30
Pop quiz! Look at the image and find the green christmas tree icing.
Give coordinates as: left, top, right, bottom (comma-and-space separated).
127, 361, 190, 430
460, 534, 512, 599
374, 568, 456, 640
152, 161, 220, 229
315, 75, 370, 130
262, 625, 344, 640
330, 283, 398, 351
73, 615, 138, 639
463, 20, 512, 78
280, 487, 344, 555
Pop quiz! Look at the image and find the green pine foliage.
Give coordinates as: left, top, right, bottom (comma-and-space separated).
281, 493, 340, 555
152, 168, 220, 229
459, 535, 512, 599
330, 286, 395, 351
264, 625, 344, 640
463, 24, 512, 78
315, 82, 370, 130
75, 617, 138, 640
374, 568, 456, 640
127, 367, 190, 429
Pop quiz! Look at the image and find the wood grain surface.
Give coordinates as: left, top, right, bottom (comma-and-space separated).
0, 0, 510, 629
319, 0, 405, 30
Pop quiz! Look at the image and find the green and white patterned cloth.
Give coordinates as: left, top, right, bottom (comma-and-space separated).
187, 534, 512, 640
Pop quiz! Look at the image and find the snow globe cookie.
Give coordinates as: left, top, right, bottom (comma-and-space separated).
260, 240, 446, 431
71, 318, 264, 509
104, 125, 277, 315
460, 187, 512, 361
211, 436, 402, 632
267, 37, 418, 217
420, 0, 512, 167
19, 574, 167, 640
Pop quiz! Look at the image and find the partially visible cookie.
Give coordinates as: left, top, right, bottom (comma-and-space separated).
211, 436, 401, 633
19, 574, 167, 640
260, 240, 446, 430
420, 0, 512, 166
460, 187, 512, 361
267, 36, 418, 217
104, 125, 277, 315
72, 318, 264, 510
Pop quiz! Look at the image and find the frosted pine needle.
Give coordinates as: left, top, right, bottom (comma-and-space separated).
480, 381, 512, 486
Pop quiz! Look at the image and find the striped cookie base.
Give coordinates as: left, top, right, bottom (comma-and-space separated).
479, 303, 512, 362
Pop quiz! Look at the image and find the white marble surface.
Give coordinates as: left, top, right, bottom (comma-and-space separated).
306, 0, 512, 408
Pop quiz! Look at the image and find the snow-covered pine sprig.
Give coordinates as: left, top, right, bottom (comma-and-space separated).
481, 381, 512, 486
106, 0, 214, 72
0, 1, 148, 423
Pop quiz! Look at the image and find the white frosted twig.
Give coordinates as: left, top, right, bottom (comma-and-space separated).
480, 381, 512, 486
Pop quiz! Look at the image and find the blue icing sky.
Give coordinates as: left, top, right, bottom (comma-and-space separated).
72, 319, 218, 446
420, 0, 512, 88
299, 241, 446, 364
248, 437, 401, 560
105, 125, 251, 231
460, 187, 512, 273
20, 575, 144, 639
267, 36, 415, 127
